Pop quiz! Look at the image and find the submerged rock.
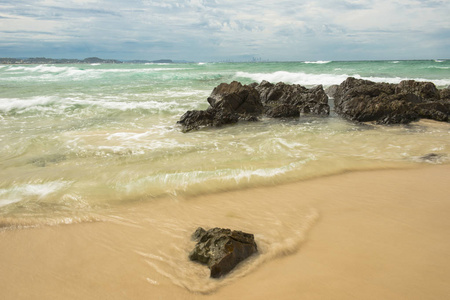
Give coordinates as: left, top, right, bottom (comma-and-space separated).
419, 153, 446, 163
189, 227, 258, 278
333, 77, 450, 124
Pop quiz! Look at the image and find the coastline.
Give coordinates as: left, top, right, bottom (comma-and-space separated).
1, 164, 450, 299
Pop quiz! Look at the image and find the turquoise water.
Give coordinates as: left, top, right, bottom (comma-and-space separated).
0, 60, 449, 227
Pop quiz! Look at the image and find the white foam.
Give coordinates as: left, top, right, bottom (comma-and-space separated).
0, 181, 72, 207
303, 60, 331, 64
235, 71, 450, 87
236, 71, 349, 86
0, 96, 57, 112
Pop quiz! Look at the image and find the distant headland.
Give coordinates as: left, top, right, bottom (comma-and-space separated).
0, 57, 174, 64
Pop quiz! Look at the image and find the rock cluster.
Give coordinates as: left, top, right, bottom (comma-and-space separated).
332, 77, 450, 124
189, 227, 258, 278
178, 81, 329, 131
178, 78, 450, 131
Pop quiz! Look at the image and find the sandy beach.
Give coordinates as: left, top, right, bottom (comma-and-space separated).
1, 164, 450, 299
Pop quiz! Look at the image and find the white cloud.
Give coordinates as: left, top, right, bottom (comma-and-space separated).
0, 0, 448, 60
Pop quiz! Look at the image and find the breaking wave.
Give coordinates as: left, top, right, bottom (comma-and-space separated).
235, 71, 450, 87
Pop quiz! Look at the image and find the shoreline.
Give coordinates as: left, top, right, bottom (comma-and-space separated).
1, 164, 450, 299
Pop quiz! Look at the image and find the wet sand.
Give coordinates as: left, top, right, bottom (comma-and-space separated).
1, 164, 450, 299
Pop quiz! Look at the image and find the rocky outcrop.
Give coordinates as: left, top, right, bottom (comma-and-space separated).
178, 81, 262, 131
189, 227, 258, 278
178, 81, 330, 131
334, 77, 449, 124
177, 108, 240, 132
256, 81, 329, 116
207, 81, 264, 115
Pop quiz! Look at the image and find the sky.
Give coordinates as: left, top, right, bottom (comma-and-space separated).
0, 0, 449, 61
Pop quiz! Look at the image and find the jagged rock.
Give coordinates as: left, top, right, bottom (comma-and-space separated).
189, 227, 258, 278
265, 103, 300, 118
177, 107, 239, 132
395, 80, 440, 103
440, 87, 450, 100
334, 77, 418, 124
177, 82, 262, 131
255, 81, 330, 116
333, 77, 450, 124
207, 81, 263, 115
325, 84, 339, 98
415, 101, 449, 122
178, 80, 330, 131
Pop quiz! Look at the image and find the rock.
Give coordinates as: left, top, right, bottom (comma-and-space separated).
177, 107, 239, 132
189, 227, 258, 278
325, 85, 339, 98
255, 81, 330, 116
265, 103, 300, 118
395, 80, 440, 103
334, 77, 450, 124
334, 77, 418, 124
177, 81, 262, 131
207, 81, 263, 115
415, 101, 449, 122
178, 80, 330, 131
440, 87, 450, 100
419, 153, 446, 162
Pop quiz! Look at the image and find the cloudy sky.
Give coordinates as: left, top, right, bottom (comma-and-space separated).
0, 0, 449, 61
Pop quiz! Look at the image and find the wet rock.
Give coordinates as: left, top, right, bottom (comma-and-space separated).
189, 227, 258, 278
178, 80, 330, 131
207, 81, 264, 115
440, 87, 450, 100
395, 80, 441, 103
177, 107, 239, 132
325, 84, 339, 98
333, 77, 450, 124
334, 77, 418, 124
177, 82, 261, 131
255, 81, 330, 116
265, 103, 300, 118
415, 101, 449, 122
419, 153, 446, 162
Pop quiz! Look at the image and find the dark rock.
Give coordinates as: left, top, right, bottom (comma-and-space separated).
177, 107, 239, 132
395, 80, 440, 102
178, 80, 330, 131
265, 103, 300, 118
334, 77, 450, 124
189, 227, 258, 278
207, 81, 263, 115
177, 109, 214, 132
177, 82, 262, 131
255, 81, 330, 116
440, 87, 450, 100
419, 153, 446, 162
325, 85, 339, 98
334, 77, 418, 124
415, 101, 449, 122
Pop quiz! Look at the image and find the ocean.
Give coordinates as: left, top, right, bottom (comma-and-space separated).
1, 60, 450, 295
0, 60, 449, 228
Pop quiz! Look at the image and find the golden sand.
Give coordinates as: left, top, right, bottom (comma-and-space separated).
1, 165, 450, 299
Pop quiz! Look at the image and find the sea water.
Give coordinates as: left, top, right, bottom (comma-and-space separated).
0, 60, 449, 227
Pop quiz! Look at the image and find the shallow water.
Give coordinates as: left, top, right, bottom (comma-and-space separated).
0, 61, 449, 228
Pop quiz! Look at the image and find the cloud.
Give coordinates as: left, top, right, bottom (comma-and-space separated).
0, 0, 448, 60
